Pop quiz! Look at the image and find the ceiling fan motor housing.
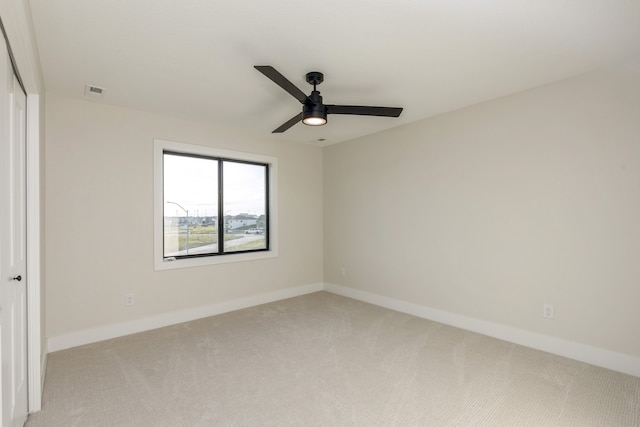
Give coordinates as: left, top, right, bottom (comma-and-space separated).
303, 91, 327, 125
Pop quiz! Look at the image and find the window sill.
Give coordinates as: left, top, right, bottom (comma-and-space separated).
154, 249, 278, 271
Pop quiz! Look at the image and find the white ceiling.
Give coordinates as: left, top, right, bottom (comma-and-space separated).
28, 0, 640, 145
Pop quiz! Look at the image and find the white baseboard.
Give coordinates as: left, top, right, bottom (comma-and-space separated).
46, 281, 640, 378
324, 283, 640, 378
48, 283, 323, 352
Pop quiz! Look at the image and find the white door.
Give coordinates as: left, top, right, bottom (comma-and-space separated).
0, 33, 29, 427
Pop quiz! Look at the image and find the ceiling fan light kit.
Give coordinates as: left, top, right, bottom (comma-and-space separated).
255, 65, 403, 133
302, 114, 327, 126
302, 93, 327, 126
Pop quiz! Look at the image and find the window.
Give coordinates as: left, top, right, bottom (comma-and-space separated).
154, 139, 277, 270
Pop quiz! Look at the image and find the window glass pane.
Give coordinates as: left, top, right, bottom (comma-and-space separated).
163, 153, 218, 257
223, 161, 267, 252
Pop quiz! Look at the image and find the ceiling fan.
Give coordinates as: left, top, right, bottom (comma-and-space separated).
255, 65, 403, 133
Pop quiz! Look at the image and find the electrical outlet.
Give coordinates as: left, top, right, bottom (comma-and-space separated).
125, 293, 135, 306
341, 267, 346, 277
543, 303, 554, 319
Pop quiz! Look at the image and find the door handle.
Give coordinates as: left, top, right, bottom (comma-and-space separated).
12, 275, 22, 281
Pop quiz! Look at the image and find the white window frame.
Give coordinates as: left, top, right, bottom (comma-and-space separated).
154, 139, 278, 270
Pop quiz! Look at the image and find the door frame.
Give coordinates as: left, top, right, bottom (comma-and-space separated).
0, 4, 44, 412
26, 91, 43, 412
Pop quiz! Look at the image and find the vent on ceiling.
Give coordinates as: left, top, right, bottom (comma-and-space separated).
84, 84, 105, 98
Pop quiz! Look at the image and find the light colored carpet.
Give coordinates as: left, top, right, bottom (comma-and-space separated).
26, 292, 640, 426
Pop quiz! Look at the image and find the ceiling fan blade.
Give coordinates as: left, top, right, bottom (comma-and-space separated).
272, 113, 303, 133
255, 66, 313, 104
326, 105, 403, 117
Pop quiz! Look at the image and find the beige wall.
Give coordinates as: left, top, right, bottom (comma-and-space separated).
45, 94, 323, 338
46, 65, 640, 360
324, 66, 640, 358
